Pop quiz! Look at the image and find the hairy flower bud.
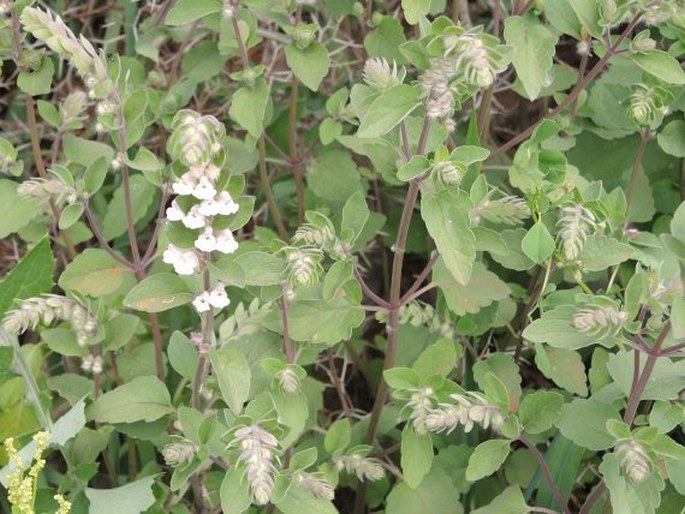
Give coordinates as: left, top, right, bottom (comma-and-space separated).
162, 441, 197, 466
283, 246, 324, 287
295, 473, 335, 500
472, 195, 530, 226
557, 204, 598, 261
615, 440, 651, 482
170, 110, 225, 166
573, 299, 628, 338
335, 451, 385, 481
627, 85, 664, 126
232, 425, 280, 505
362, 58, 403, 92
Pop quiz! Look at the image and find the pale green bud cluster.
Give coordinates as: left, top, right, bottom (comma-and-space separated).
627, 84, 666, 126
162, 440, 197, 466
232, 425, 280, 505
377, 301, 455, 339
283, 246, 324, 287
20, 7, 113, 99
615, 440, 651, 482
573, 299, 628, 339
170, 110, 225, 167
294, 472, 335, 500
59, 91, 88, 128
335, 448, 385, 481
362, 58, 404, 92
557, 203, 598, 261
424, 392, 506, 435
471, 195, 530, 226
18, 177, 78, 206
3, 294, 97, 346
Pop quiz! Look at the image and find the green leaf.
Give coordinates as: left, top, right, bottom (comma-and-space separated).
87, 376, 172, 423
519, 390, 564, 434
568, 0, 602, 38
397, 156, 430, 182
534, 344, 588, 396
357, 85, 421, 138
504, 15, 557, 100
103, 175, 158, 240
125, 146, 162, 172
37, 100, 60, 128
401, 425, 434, 488
630, 50, 685, 85
600, 453, 665, 514
59, 249, 130, 297
209, 347, 251, 415
220, 467, 252, 514
86, 477, 156, 514
17, 57, 54, 96
229, 79, 270, 138
578, 235, 633, 271
168, 331, 199, 381
308, 149, 365, 203
102, 314, 140, 352
324, 418, 351, 455
83, 157, 109, 196
58, 203, 84, 230
523, 305, 608, 350
401, 0, 430, 25
384, 367, 421, 389
284, 296, 364, 344
0, 237, 54, 319
472, 485, 528, 514
385, 469, 462, 514
63, 134, 114, 167
285, 42, 330, 91
42, 328, 89, 357
319, 118, 342, 145
123, 272, 193, 312
466, 439, 512, 481
607, 351, 685, 401
521, 221, 555, 264
364, 17, 408, 64
535, 434, 584, 511
434, 260, 510, 316
341, 191, 370, 245
412, 338, 458, 378
166, 0, 222, 25
272, 480, 338, 514
421, 189, 476, 285
272, 389, 309, 447
235, 251, 284, 286
0, 179, 39, 238
558, 398, 620, 451
657, 120, 685, 158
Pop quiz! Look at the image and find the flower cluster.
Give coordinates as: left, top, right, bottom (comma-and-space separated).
335, 448, 385, 482
232, 425, 280, 505
3, 294, 97, 346
362, 58, 404, 92
162, 440, 197, 467
282, 246, 324, 287
440, 28, 509, 89
277, 366, 301, 394
615, 440, 651, 482
80, 354, 104, 375
20, 7, 113, 99
294, 472, 335, 500
627, 84, 669, 127
18, 177, 78, 207
192, 282, 230, 312
163, 110, 240, 314
422, 392, 506, 435
471, 195, 531, 226
293, 212, 347, 258
573, 300, 628, 338
377, 301, 455, 339
406, 387, 435, 435
557, 203, 599, 261
5, 431, 53, 513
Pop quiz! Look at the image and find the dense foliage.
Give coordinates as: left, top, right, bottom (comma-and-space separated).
1, 0, 685, 513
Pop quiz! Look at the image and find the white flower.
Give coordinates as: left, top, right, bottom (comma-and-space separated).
198, 191, 240, 217
194, 227, 218, 253
204, 163, 221, 182
182, 205, 207, 230
166, 200, 185, 221
192, 176, 216, 201
193, 292, 212, 313
172, 174, 195, 196
163, 244, 200, 275
208, 282, 230, 309
215, 229, 239, 254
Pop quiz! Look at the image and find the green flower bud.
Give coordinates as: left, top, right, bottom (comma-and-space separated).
292, 23, 317, 50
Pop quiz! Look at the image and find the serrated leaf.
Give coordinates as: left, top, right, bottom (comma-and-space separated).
209, 347, 251, 415
519, 390, 564, 434
578, 235, 633, 271
534, 344, 588, 396
558, 398, 620, 451
630, 50, 685, 85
